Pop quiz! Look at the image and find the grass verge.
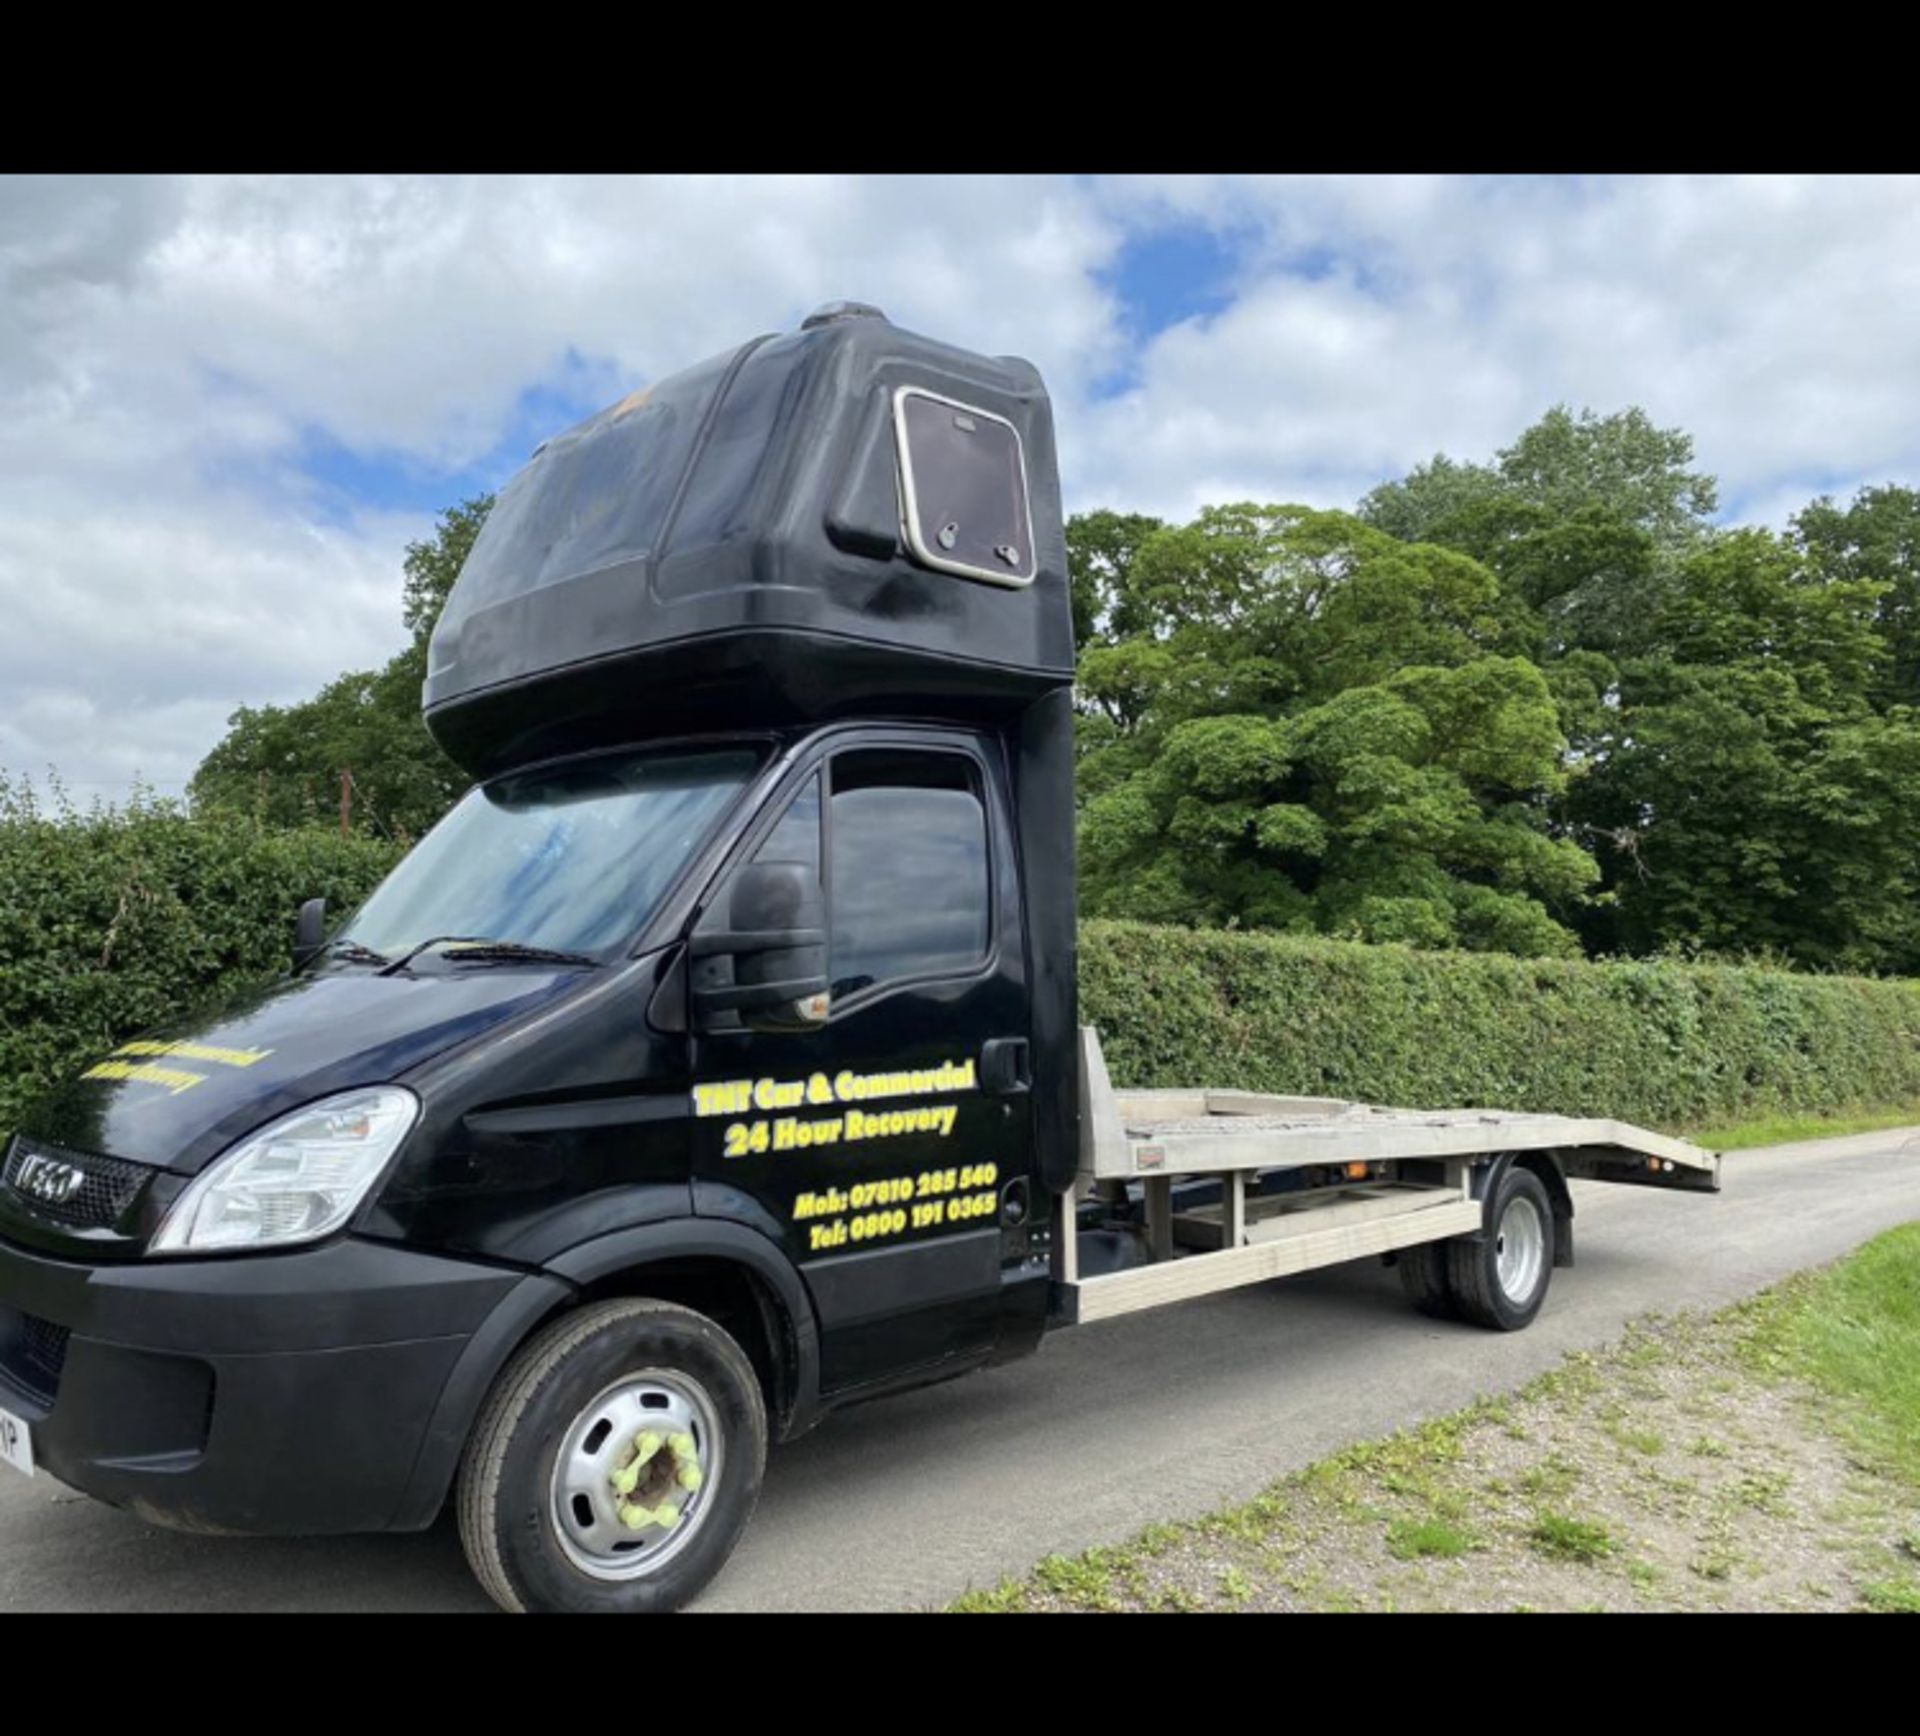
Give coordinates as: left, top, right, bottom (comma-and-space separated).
1683, 1106, 1920, 1152
1739, 1224, 1920, 1490
950, 1223, 1920, 1614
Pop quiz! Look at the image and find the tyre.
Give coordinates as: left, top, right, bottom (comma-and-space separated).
1445, 1165, 1555, 1332
458, 1298, 768, 1613
1396, 1239, 1458, 1320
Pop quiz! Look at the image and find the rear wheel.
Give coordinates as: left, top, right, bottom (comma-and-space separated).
1446, 1166, 1555, 1332
1396, 1239, 1458, 1319
458, 1298, 767, 1613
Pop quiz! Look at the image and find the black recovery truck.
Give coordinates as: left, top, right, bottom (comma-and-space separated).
0, 304, 1720, 1612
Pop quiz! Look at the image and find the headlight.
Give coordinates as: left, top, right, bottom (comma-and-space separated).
151, 1087, 420, 1255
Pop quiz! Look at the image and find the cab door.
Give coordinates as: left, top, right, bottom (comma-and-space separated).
687, 727, 1035, 1394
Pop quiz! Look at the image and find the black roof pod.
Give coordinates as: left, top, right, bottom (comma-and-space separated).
423, 304, 1074, 778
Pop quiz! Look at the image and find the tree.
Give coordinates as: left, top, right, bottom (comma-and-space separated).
190, 498, 493, 840
1354, 452, 1502, 547
1360, 406, 1717, 658
1363, 429, 1920, 969
1493, 406, 1717, 553
1565, 529, 1920, 970
1074, 504, 1597, 955
1793, 485, 1920, 706
402, 494, 493, 643
1066, 508, 1166, 651
1364, 405, 1717, 553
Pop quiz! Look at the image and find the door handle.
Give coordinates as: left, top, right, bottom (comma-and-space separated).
980, 1037, 1030, 1097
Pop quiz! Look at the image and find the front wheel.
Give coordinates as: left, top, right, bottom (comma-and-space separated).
1445, 1165, 1555, 1331
458, 1298, 768, 1613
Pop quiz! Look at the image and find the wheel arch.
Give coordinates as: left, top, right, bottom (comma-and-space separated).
391, 1221, 821, 1532
1471, 1149, 1575, 1270
547, 1220, 822, 1444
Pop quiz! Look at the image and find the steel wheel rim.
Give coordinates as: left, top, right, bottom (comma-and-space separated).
1494, 1193, 1546, 1304
549, 1369, 723, 1581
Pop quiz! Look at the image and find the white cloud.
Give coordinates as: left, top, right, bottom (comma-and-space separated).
3, 173, 1918, 797
1076, 175, 1920, 522
0, 175, 1123, 796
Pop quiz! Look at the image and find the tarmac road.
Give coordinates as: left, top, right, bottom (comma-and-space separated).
2, 1126, 1915, 1612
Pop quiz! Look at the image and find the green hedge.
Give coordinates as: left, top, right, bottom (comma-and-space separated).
0, 791, 400, 1135
1083, 919, 1920, 1129
5, 796, 1919, 1144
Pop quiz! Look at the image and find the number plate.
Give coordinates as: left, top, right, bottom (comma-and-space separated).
0, 1402, 34, 1478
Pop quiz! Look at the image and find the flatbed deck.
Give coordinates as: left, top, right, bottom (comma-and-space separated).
1081, 1030, 1718, 1182
1055, 1028, 1719, 1325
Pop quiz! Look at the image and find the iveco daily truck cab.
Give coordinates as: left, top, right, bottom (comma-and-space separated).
0, 304, 1719, 1613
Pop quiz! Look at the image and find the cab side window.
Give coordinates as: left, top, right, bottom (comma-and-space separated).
827, 750, 989, 999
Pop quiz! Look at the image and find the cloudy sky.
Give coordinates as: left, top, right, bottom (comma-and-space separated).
4, 174, 1918, 800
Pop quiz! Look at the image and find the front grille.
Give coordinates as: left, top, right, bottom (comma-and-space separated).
0, 1307, 70, 1405
2, 1134, 151, 1229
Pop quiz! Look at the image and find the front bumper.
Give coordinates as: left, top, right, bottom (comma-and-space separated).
0, 1233, 561, 1536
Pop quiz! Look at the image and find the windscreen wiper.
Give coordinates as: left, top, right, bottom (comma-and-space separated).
379, 935, 601, 975
436, 941, 603, 968
327, 938, 392, 968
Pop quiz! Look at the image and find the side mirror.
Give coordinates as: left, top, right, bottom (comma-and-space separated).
294, 897, 328, 970
690, 861, 830, 1034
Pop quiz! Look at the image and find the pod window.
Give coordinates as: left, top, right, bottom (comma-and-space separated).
893, 387, 1036, 587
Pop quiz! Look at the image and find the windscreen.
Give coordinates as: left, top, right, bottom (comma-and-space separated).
341, 746, 762, 959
